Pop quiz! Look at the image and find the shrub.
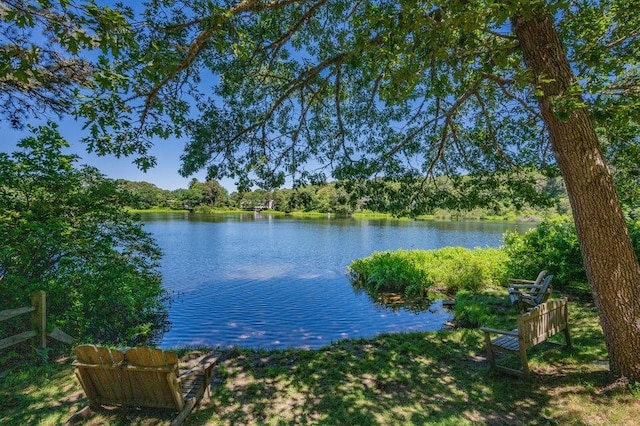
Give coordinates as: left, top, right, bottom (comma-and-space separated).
429, 247, 508, 293
454, 290, 517, 328
0, 126, 168, 346
504, 219, 640, 292
349, 247, 508, 297
349, 251, 433, 296
503, 219, 583, 290
630, 220, 640, 255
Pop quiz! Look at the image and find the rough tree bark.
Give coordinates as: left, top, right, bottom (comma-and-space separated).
512, 11, 640, 380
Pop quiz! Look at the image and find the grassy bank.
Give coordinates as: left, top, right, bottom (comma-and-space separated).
127, 207, 189, 213
192, 207, 249, 214
128, 207, 566, 223
1, 295, 638, 425
349, 247, 508, 298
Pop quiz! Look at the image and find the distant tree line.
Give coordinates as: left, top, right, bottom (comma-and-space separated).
120, 172, 577, 220
118, 178, 229, 210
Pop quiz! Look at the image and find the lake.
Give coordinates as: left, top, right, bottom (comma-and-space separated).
143, 213, 534, 350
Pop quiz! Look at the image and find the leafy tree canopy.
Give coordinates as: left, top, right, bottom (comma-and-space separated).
25, 2, 636, 195
2, 1, 637, 209
0, 0, 133, 128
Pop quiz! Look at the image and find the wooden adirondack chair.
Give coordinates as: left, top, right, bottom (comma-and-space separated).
508, 271, 553, 312
72, 345, 218, 426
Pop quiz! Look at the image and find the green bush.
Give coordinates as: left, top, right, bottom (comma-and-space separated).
0, 126, 168, 346
504, 219, 640, 292
348, 247, 508, 297
504, 218, 583, 290
349, 251, 433, 296
630, 220, 640, 255
429, 247, 508, 293
453, 290, 512, 328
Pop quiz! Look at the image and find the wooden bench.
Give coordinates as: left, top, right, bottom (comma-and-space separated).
481, 298, 571, 378
508, 273, 553, 312
73, 345, 219, 425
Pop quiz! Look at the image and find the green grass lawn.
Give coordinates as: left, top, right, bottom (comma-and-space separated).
1, 299, 638, 425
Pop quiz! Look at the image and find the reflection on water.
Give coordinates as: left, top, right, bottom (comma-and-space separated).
143, 213, 534, 349
366, 291, 438, 313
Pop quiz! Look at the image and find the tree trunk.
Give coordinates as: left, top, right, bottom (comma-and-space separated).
512, 11, 640, 380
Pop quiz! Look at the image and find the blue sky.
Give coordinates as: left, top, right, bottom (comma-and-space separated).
4, 117, 237, 192
1, 0, 240, 193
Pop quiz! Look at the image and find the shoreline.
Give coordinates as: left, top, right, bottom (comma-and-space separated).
130, 208, 559, 223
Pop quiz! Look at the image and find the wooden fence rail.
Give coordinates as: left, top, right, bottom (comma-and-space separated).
0, 291, 74, 351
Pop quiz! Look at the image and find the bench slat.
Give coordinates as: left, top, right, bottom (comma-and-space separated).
492, 335, 520, 351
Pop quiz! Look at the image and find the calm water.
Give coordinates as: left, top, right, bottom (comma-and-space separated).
144, 213, 533, 350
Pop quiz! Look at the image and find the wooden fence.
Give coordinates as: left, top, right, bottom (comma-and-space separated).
0, 291, 74, 351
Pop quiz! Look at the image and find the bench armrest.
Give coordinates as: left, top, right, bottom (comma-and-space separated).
508, 279, 536, 285
480, 327, 520, 337
178, 352, 220, 382
509, 284, 542, 290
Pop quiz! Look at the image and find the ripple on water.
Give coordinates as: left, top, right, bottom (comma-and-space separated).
145, 215, 528, 349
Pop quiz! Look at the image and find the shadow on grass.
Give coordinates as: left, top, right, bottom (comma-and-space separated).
0, 359, 86, 426
187, 331, 578, 425
2, 300, 636, 425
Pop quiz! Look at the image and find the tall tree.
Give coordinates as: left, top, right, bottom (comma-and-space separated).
189, 178, 229, 206
512, 8, 640, 379
3, 1, 639, 378
117, 179, 172, 209
0, 125, 168, 344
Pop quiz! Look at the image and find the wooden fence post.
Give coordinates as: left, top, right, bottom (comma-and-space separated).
30, 291, 46, 349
